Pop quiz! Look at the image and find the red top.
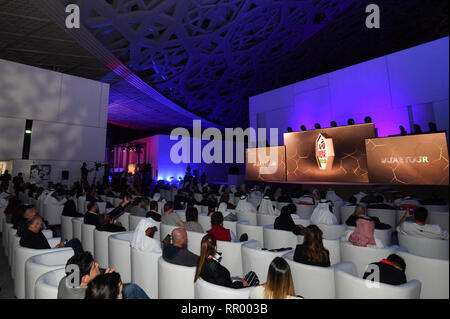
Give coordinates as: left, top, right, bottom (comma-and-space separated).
208, 225, 231, 242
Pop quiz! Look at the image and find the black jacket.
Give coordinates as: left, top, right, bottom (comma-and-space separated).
146, 210, 162, 222
162, 243, 199, 267
363, 261, 407, 286
84, 205, 126, 232
200, 258, 243, 289
62, 200, 84, 217
293, 244, 330, 267
20, 229, 51, 249
274, 215, 304, 236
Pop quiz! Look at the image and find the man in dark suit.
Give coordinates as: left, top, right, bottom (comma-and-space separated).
84, 196, 130, 232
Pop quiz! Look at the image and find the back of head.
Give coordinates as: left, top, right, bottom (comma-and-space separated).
265, 257, 295, 299
164, 201, 174, 213
414, 206, 428, 223
210, 211, 223, 226
186, 206, 198, 222
87, 201, 97, 211
65, 251, 94, 285
386, 254, 406, 272
348, 196, 357, 205
194, 234, 217, 282
303, 225, 327, 261
149, 200, 158, 211
85, 273, 122, 299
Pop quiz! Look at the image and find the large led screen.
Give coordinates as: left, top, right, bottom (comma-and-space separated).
365, 132, 449, 185
245, 146, 286, 181
284, 123, 375, 183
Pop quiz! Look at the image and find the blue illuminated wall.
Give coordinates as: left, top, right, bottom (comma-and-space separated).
249, 37, 449, 145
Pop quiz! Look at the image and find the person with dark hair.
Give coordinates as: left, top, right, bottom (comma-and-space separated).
162, 228, 199, 267
81, 162, 88, 184
274, 204, 304, 236
83, 196, 130, 232
347, 118, 355, 125
14, 204, 39, 236
12, 172, 24, 195
277, 189, 292, 203
161, 201, 184, 227
58, 251, 149, 299
364, 116, 372, 123
146, 200, 161, 221
287, 127, 293, 132
207, 211, 239, 242
62, 191, 84, 217
250, 257, 301, 299
397, 206, 448, 239
86, 187, 103, 203
300, 125, 307, 131
0, 169, 11, 190
194, 234, 259, 289
184, 206, 204, 233
367, 195, 395, 210
314, 123, 321, 129
330, 121, 337, 127
129, 197, 147, 217
293, 225, 330, 267
85, 272, 123, 299
399, 125, 407, 135
363, 254, 407, 286
428, 122, 437, 132
20, 215, 83, 253
413, 124, 422, 134
207, 204, 217, 217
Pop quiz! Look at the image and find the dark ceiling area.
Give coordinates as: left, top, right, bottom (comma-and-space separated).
0, 0, 448, 138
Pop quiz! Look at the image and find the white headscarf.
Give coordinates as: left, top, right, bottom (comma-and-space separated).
152, 192, 161, 201
236, 195, 257, 214
310, 200, 338, 225
258, 196, 276, 215
218, 184, 225, 194
353, 192, 367, 204
218, 202, 232, 218
131, 218, 162, 253
230, 185, 237, 193
326, 189, 343, 202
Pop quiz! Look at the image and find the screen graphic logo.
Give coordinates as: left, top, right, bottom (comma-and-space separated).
315, 133, 335, 170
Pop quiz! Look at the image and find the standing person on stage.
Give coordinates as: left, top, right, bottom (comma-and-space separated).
81, 163, 89, 184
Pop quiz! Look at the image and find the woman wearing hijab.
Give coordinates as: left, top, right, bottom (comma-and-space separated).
344, 216, 384, 248
131, 218, 162, 253
257, 196, 279, 216
217, 202, 238, 221
274, 204, 304, 235
235, 195, 257, 214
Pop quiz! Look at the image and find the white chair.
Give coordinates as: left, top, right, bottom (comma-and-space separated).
291, 215, 311, 227
10, 229, 53, 272
241, 241, 292, 283
340, 205, 356, 225
194, 278, 252, 299
322, 238, 341, 265
81, 223, 96, 255
194, 193, 202, 203
0, 207, 5, 234
44, 204, 64, 226
283, 250, 353, 299
158, 257, 196, 299
346, 226, 392, 247
160, 223, 179, 241
3, 222, 12, 255
334, 263, 421, 299
77, 196, 86, 214
187, 230, 206, 256
423, 205, 449, 213
262, 225, 300, 250
130, 247, 161, 299
315, 224, 347, 240
72, 217, 84, 242
129, 215, 145, 231
175, 209, 186, 222
256, 214, 277, 226
367, 208, 397, 230
108, 231, 134, 283
94, 229, 121, 268
223, 220, 237, 236
236, 221, 264, 246
97, 202, 106, 214
398, 233, 449, 259
295, 204, 315, 219
113, 198, 122, 207
200, 205, 209, 214
198, 214, 211, 231
35, 267, 66, 299
6, 225, 17, 260
25, 249, 74, 298
340, 240, 398, 277
236, 211, 257, 225
61, 215, 75, 241
14, 237, 69, 299
216, 240, 257, 277
428, 211, 449, 232
397, 251, 449, 299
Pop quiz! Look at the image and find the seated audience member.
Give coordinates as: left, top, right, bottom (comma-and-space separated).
59, 251, 149, 299
277, 189, 292, 203
146, 200, 162, 221
346, 195, 358, 206
344, 216, 384, 248
194, 234, 259, 289
15, 204, 39, 237
20, 215, 83, 253
397, 206, 449, 240
363, 254, 407, 286
298, 192, 315, 205
131, 218, 161, 253
345, 205, 391, 230
3, 196, 20, 224
367, 195, 395, 210
206, 204, 217, 217
258, 196, 278, 215
294, 225, 330, 267
86, 188, 103, 203
235, 195, 257, 214
274, 205, 304, 235
310, 199, 338, 225
162, 228, 199, 267
219, 193, 236, 210
207, 211, 239, 242
161, 201, 184, 227
250, 257, 302, 299
217, 202, 238, 221
62, 191, 84, 217
84, 196, 130, 232
184, 206, 204, 233
129, 197, 147, 217
85, 272, 123, 299
47, 190, 67, 206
